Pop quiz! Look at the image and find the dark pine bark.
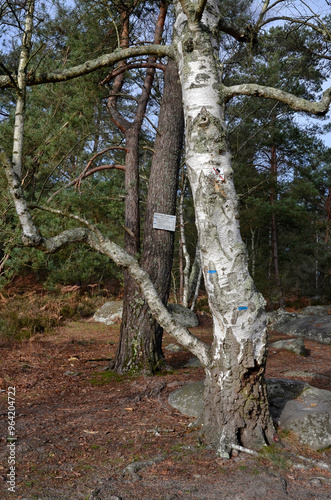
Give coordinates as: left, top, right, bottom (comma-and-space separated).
269, 144, 284, 308
112, 59, 184, 373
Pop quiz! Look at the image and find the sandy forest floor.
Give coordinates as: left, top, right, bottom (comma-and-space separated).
1, 315, 331, 500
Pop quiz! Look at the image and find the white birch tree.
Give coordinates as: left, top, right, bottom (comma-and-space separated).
2, 0, 331, 456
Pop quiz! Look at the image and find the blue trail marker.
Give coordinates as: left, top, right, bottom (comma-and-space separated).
238, 306, 248, 311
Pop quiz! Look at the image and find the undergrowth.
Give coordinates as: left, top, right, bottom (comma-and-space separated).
0, 291, 103, 341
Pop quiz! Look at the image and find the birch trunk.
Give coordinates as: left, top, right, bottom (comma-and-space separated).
179, 176, 190, 307
174, 1, 276, 456
12, 0, 35, 178
188, 242, 202, 309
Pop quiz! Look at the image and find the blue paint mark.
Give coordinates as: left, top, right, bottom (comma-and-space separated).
208, 270, 217, 274
238, 306, 248, 311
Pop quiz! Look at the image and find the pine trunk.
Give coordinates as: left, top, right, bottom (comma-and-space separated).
112, 59, 184, 373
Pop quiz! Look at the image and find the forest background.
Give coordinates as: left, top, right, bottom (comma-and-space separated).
1, 0, 331, 332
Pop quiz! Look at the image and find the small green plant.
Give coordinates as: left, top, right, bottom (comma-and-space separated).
259, 445, 289, 469
90, 370, 126, 386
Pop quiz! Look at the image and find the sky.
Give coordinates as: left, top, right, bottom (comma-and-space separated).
250, 0, 331, 147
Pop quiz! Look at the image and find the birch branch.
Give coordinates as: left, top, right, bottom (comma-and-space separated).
3, 147, 210, 366
0, 45, 174, 89
194, 0, 208, 22
23, 203, 211, 367
224, 84, 331, 116
12, 0, 35, 178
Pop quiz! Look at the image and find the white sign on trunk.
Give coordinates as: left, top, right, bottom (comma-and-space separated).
153, 213, 176, 232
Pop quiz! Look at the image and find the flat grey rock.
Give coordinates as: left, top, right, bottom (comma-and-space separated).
164, 343, 184, 352
270, 338, 307, 355
184, 357, 202, 368
93, 301, 123, 325
168, 380, 204, 417
276, 385, 331, 450
282, 370, 330, 380
300, 305, 331, 316
269, 311, 331, 345
168, 378, 331, 450
167, 303, 198, 327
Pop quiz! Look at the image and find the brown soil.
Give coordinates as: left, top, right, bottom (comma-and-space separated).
1, 316, 331, 500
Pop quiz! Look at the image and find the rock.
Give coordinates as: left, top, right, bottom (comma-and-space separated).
93, 301, 123, 325
168, 380, 204, 417
300, 305, 331, 316
167, 303, 199, 327
63, 370, 80, 376
164, 343, 184, 352
275, 384, 331, 450
267, 308, 296, 325
270, 338, 307, 356
168, 378, 331, 450
309, 478, 323, 487
184, 357, 202, 368
269, 311, 331, 345
282, 370, 330, 381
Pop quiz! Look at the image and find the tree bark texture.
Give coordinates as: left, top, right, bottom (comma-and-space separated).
269, 145, 284, 308
112, 59, 184, 374
174, 0, 276, 456
6, 0, 331, 456
109, 2, 169, 374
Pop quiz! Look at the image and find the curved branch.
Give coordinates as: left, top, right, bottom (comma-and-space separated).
195, 0, 208, 22
24, 203, 211, 367
258, 16, 331, 41
0, 44, 174, 89
100, 61, 167, 85
76, 146, 126, 188
3, 143, 210, 365
77, 163, 126, 178
224, 83, 331, 116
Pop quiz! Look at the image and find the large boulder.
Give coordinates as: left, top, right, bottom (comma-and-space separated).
300, 305, 331, 316
270, 338, 307, 356
168, 378, 331, 450
268, 309, 331, 345
93, 301, 123, 325
93, 301, 198, 328
167, 303, 199, 327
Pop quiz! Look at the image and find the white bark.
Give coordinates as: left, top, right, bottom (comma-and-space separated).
173, 0, 275, 455
12, 0, 35, 178
179, 177, 190, 307
190, 266, 202, 311
188, 242, 202, 309
174, 1, 267, 357
225, 83, 331, 116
